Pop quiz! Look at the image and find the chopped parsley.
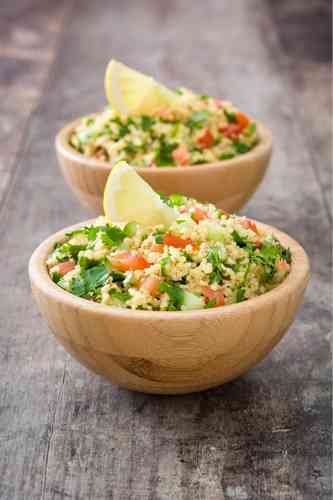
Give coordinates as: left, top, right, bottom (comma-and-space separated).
187, 110, 210, 130
155, 137, 177, 166
159, 282, 184, 311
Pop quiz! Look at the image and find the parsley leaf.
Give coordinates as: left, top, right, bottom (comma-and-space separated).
109, 288, 131, 302
223, 109, 237, 123
65, 264, 110, 298
168, 193, 187, 207
159, 282, 184, 310
207, 247, 226, 284
101, 225, 125, 248
155, 137, 177, 166
187, 110, 210, 130
234, 142, 250, 154
141, 115, 155, 131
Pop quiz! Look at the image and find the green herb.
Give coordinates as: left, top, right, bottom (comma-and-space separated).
160, 255, 171, 277
236, 287, 246, 303
219, 151, 236, 161
110, 270, 126, 283
243, 122, 256, 136
252, 241, 291, 282
51, 271, 61, 284
231, 230, 252, 249
200, 94, 210, 101
207, 247, 226, 284
141, 115, 155, 131
155, 137, 177, 166
56, 243, 87, 261
168, 193, 186, 207
123, 222, 137, 238
153, 229, 165, 244
223, 109, 237, 123
159, 282, 184, 310
187, 110, 210, 130
101, 225, 125, 248
87, 226, 99, 241
158, 192, 169, 204
78, 255, 97, 269
66, 264, 110, 298
175, 88, 183, 95
124, 141, 138, 156
205, 299, 217, 309
109, 288, 131, 302
234, 142, 250, 154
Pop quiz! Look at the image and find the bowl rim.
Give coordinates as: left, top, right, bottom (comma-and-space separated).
55, 116, 273, 174
29, 218, 310, 321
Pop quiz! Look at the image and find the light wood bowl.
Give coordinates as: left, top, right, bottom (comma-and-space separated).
55, 119, 272, 214
29, 219, 309, 395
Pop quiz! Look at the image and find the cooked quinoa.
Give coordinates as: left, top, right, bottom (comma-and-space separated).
47, 195, 291, 311
69, 88, 258, 167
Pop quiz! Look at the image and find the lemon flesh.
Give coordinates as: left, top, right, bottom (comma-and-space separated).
103, 161, 177, 227
104, 59, 179, 115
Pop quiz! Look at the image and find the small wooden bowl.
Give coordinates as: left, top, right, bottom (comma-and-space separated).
29, 220, 309, 395
55, 119, 272, 214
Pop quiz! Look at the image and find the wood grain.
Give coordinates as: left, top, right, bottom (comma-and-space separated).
55, 120, 272, 214
0, 0, 331, 499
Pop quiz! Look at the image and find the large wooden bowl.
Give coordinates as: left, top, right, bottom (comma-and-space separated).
55, 119, 272, 214
29, 220, 309, 395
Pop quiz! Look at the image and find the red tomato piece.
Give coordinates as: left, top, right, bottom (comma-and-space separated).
57, 260, 75, 276
240, 218, 259, 234
192, 207, 209, 223
236, 112, 250, 131
164, 234, 195, 249
276, 259, 290, 273
151, 243, 164, 253
172, 145, 190, 166
110, 252, 151, 271
219, 124, 242, 140
141, 276, 162, 297
201, 286, 225, 307
196, 128, 214, 148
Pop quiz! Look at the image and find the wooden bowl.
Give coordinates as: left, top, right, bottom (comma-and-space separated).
55, 119, 272, 214
29, 219, 309, 395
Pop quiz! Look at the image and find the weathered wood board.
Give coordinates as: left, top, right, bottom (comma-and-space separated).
0, 1, 331, 499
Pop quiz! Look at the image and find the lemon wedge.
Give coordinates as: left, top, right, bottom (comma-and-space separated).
103, 161, 177, 227
104, 59, 179, 115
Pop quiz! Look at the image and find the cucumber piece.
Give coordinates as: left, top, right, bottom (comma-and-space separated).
181, 290, 205, 311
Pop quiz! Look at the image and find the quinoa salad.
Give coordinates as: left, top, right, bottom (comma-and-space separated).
69, 88, 258, 167
47, 195, 291, 312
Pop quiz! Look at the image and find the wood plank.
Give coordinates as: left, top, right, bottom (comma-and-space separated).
0, 0, 69, 206
266, 0, 332, 221
0, 1, 331, 499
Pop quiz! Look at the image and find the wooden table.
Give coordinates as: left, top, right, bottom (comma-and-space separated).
0, 1, 331, 498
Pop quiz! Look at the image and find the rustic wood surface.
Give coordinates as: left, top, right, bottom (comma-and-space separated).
0, 0, 331, 499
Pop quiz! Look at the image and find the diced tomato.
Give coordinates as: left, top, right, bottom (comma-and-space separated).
152, 243, 164, 253
236, 112, 250, 131
219, 123, 241, 140
240, 218, 259, 234
141, 276, 162, 297
110, 252, 151, 271
202, 286, 225, 307
164, 234, 195, 249
196, 128, 214, 148
192, 207, 209, 223
276, 259, 290, 273
57, 260, 75, 276
172, 145, 190, 166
